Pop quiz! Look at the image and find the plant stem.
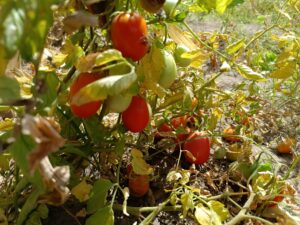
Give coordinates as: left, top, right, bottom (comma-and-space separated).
244, 24, 277, 49
225, 191, 256, 225
182, 21, 230, 62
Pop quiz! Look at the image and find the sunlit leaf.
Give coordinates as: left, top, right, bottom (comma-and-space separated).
197, 0, 233, 14
86, 206, 114, 225
72, 64, 136, 106
0, 118, 14, 131
180, 190, 194, 218
236, 64, 267, 81
71, 180, 93, 202
194, 204, 212, 225
226, 39, 245, 54
207, 200, 229, 222
87, 179, 114, 214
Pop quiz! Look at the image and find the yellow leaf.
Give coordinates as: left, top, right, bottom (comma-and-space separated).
0, 118, 14, 131
0, 153, 10, 170
71, 180, 93, 202
168, 25, 198, 50
131, 149, 153, 175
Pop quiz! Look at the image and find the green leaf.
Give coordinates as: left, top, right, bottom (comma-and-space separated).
82, 116, 106, 144
226, 39, 245, 55
86, 206, 114, 225
0, 76, 21, 104
87, 179, 114, 214
8, 135, 44, 188
207, 200, 229, 222
197, 0, 233, 14
16, 189, 44, 225
236, 64, 267, 82
36, 70, 60, 114
72, 69, 137, 106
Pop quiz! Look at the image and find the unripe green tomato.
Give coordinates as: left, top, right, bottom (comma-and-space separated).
107, 94, 132, 113
158, 49, 177, 88
174, 44, 192, 67
163, 0, 178, 17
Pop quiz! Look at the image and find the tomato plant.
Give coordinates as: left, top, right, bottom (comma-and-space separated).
183, 131, 210, 164
111, 12, 149, 61
127, 164, 150, 197
69, 72, 102, 118
122, 95, 150, 132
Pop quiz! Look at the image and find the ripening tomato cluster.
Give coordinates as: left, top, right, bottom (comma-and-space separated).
68, 0, 184, 136
156, 114, 210, 165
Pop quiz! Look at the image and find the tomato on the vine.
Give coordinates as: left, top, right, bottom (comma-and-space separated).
183, 131, 210, 165
69, 72, 102, 118
174, 44, 192, 67
127, 164, 149, 197
122, 96, 150, 132
111, 12, 149, 61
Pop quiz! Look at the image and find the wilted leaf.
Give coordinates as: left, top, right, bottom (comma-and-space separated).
180, 190, 194, 218
38, 157, 70, 206
207, 200, 229, 222
52, 39, 84, 68
87, 179, 114, 214
0, 76, 20, 104
122, 187, 130, 216
63, 10, 99, 34
22, 115, 65, 173
71, 180, 93, 202
168, 25, 198, 50
252, 172, 273, 196
86, 206, 114, 225
195, 204, 212, 225
236, 64, 267, 81
131, 149, 153, 175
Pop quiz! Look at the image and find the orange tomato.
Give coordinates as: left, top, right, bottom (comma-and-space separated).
111, 12, 149, 61
69, 72, 102, 118
223, 126, 241, 143
127, 165, 149, 197
277, 138, 296, 154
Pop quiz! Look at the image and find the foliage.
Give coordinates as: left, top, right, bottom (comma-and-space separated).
0, 0, 299, 224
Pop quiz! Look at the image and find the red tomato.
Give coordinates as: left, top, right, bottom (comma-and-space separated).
69, 73, 102, 118
171, 115, 188, 129
122, 96, 150, 132
183, 131, 210, 164
127, 165, 149, 197
159, 123, 172, 132
111, 12, 149, 61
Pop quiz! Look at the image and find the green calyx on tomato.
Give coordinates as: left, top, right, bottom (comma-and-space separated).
140, 0, 166, 13
111, 12, 149, 61
122, 96, 150, 133
106, 94, 132, 113
183, 131, 210, 165
174, 44, 192, 67
69, 72, 102, 118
